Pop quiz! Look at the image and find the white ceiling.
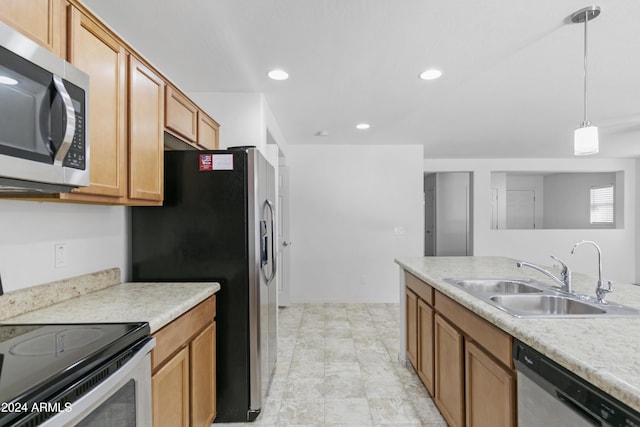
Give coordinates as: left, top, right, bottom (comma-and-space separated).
82, 0, 640, 158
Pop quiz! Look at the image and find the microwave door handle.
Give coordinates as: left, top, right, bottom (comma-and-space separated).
52, 75, 76, 166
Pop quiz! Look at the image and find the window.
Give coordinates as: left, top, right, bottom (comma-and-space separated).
590, 185, 614, 225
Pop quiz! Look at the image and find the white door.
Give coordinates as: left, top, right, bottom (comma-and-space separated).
277, 165, 291, 306
506, 190, 536, 229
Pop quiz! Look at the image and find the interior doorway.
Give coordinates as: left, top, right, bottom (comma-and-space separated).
424, 172, 473, 256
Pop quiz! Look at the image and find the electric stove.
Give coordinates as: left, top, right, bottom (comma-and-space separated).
0, 322, 150, 426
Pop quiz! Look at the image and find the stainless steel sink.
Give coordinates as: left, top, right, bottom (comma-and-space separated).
489, 295, 606, 316
442, 277, 640, 318
445, 278, 542, 294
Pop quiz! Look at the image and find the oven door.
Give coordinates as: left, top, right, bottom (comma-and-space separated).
39, 338, 155, 427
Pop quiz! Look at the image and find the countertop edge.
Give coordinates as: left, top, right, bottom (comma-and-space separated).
2, 282, 221, 335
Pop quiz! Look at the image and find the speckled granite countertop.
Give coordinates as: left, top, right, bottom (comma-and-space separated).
395, 256, 640, 413
0, 268, 220, 334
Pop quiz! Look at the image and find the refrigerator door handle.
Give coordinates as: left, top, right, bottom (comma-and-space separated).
262, 199, 277, 284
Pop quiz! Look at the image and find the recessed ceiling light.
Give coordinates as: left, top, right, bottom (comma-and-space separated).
267, 69, 289, 80
419, 69, 443, 80
0, 76, 18, 85
315, 130, 329, 136
356, 123, 370, 130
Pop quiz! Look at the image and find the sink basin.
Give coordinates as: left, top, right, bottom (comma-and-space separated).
442, 277, 640, 318
445, 279, 542, 295
489, 295, 606, 317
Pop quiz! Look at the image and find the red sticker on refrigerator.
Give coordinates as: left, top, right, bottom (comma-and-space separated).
199, 154, 213, 171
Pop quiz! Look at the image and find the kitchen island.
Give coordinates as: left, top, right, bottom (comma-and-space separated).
396, 256, 640, 419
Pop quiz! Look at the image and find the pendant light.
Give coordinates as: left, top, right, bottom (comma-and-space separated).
571, 6, 600, 155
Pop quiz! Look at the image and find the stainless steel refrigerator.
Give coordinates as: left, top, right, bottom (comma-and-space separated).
131, 147, 277, 422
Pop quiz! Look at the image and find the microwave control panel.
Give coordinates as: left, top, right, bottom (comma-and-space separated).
62, 111, 85, 170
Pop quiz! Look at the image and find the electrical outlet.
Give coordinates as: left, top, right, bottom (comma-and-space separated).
54, 243, 68, 269
394, 226, 406, 235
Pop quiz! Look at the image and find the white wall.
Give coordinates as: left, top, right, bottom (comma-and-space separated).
186, 92, 264, 150
289, 144, 424, 303
186, 92, 289, 167
425, 158, 637, 284
544, 172, 617, 229
0, 200, 128, 292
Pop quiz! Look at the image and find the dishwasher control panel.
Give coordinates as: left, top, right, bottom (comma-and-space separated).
514, 339, 640, 427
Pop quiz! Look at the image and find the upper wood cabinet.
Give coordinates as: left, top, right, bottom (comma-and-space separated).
65, 6, 126, 200
165, 85, 198, 143
0, 0, 65, 56
197, 112, 219, 150
128, 56, 164, 203
0, 0, 220, 205
165, 84, 220, 150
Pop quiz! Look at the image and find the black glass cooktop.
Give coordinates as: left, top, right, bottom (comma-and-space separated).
0, 322, 149, 426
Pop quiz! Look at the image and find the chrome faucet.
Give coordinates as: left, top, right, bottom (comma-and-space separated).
517, 255, 572, 293
571, 240, 612, 304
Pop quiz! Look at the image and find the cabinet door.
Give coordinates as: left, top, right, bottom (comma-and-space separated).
418, 299, 435, 395
0, 0, 64, 55
165, 85, 197, 143
152, 346, 189, 427
465, 341, 515, 427
190, 321, 216, 426
128, 56, 164, 202
197, 112, 219, 150
405, 288, 418, 369
435, 314, 464, 427
67, 6, 126, 198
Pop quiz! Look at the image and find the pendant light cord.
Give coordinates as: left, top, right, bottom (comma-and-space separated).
583, 13, 589, 125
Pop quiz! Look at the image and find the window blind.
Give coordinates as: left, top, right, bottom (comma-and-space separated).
590, 185, 614, 225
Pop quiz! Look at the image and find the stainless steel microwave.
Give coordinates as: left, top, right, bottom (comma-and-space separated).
0, 21, 89, 194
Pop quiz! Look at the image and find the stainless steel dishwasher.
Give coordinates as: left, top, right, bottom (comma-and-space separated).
513, 339, 640, 427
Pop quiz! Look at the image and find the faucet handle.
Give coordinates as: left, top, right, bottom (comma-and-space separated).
550, 255, 571, 276
596, 280, 613, 304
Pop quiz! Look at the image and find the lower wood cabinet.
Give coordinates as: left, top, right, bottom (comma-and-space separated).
465, 341, 515, 427
151, 296, 216, 427
152, 347, 190, 427
404, 271, 516, 427
190, 322, 216, 427
417, 299, 435, 395
434, 313, 464, 427
406, 288, 418, 368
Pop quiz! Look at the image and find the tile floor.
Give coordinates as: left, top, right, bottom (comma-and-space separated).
216, 303, 448, 426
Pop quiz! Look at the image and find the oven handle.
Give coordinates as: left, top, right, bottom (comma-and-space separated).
52, 75, 76, 166
39, 337, 155, 427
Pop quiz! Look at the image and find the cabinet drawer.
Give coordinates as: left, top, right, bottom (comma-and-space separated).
405, 272, 434, 305
152, 296, 215, 371
435, 291, 512, 367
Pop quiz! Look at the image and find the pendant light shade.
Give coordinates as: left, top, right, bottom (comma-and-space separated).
571, 6, 600, 156
574, 124, 599, 155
